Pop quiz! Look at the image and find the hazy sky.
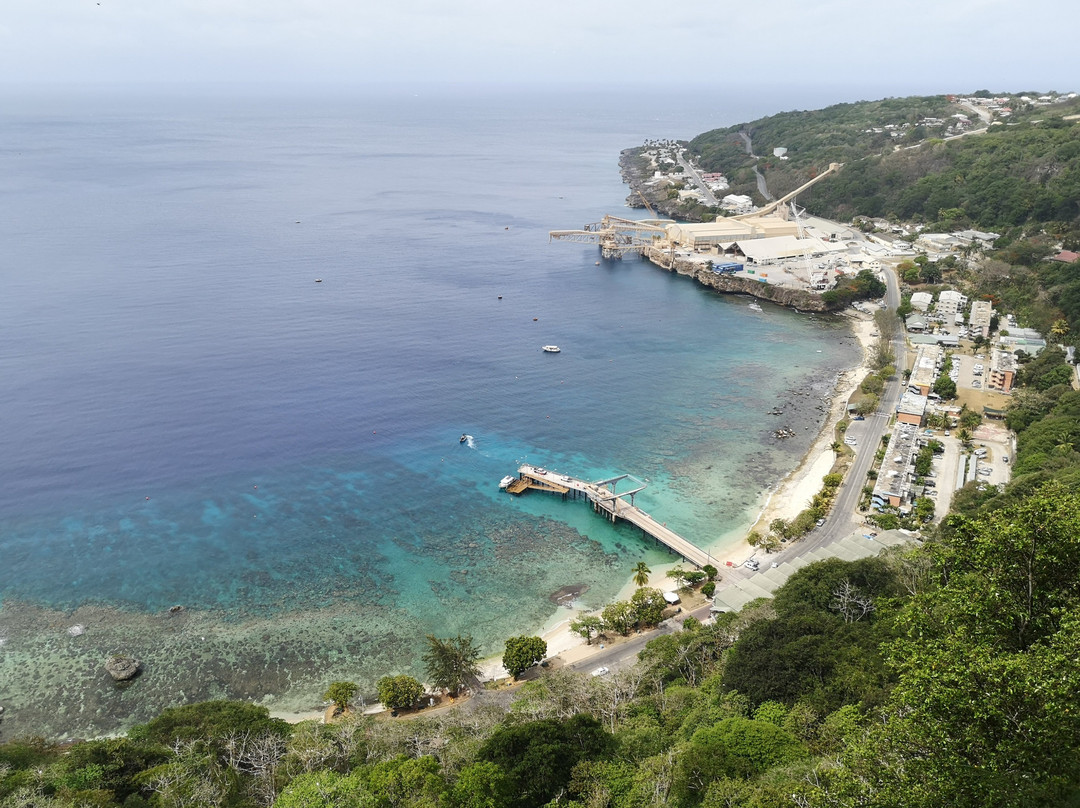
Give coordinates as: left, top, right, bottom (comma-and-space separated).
1, 0, 1076, 95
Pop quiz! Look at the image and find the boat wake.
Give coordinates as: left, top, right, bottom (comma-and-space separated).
460, 434, 476, 449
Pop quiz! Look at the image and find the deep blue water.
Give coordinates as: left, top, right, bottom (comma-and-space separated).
0, 88, 859, 711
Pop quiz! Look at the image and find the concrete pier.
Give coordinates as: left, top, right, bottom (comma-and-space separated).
507, 465, 713, 568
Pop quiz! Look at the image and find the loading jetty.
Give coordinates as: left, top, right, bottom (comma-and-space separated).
504, 464, 714, 568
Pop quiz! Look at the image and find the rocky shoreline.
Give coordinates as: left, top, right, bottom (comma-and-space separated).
619, 147, 682, 219
659, 260, 833, 311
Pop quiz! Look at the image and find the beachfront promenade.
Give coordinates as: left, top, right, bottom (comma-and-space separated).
506, 465, 715, 568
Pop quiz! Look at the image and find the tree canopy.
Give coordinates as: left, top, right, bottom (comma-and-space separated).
376, 675, 424, 710
501, 636, 547, 680
422, 634, 482, 697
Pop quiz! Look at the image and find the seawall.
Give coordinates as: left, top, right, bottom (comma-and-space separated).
646, 251, 833, 312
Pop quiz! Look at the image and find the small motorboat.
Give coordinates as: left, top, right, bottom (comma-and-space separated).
499, 475, 516, 489
459, 434, 469, 443
748, 301, 763, 312
542, 345, 561, 353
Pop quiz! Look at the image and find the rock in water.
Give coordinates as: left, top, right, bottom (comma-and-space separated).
105, 654, 141, 682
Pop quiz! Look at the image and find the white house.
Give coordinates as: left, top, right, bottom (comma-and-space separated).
910, 291, 933, 312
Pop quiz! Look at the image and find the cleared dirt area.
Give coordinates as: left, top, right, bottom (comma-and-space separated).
955, 387, 1011, 413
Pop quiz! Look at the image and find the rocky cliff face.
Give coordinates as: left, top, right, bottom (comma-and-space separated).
665, 258, 832, 312
620, 148, 684, 219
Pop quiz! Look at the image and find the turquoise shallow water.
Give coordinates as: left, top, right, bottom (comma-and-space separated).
0, 87, 860, 738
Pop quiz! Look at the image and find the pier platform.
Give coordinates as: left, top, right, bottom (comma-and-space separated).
506, 465, 714, 568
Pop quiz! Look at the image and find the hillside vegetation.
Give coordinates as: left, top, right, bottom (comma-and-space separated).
689, 92, 1080, 239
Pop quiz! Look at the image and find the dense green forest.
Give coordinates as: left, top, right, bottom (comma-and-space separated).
689, 92, 1080, 239
691, 95, 960, 177
4, 342, 1079, 807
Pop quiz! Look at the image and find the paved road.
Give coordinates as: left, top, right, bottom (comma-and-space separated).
771, 266, 904, 560
752, 165, 773, 201
736, 131, 773, 201
561, 620, 678, 677
675, 152, 718, 206
558, 602, 723, 679
958, 101, 993, 125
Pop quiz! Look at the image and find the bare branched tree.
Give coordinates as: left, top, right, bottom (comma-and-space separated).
832, 578, 876, 623
222, 731, 287, 807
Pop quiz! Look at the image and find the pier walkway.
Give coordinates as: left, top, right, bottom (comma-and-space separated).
507, 465, 714, 568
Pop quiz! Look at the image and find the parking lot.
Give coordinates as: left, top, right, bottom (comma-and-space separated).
929, 435, 962, 520
969, 435, 1012, 487
951, 352, 987, 391
906, 425, 1012, 520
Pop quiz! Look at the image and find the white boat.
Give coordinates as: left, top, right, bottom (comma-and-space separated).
499, 475, 516, 489
542, 345, 561, 353
748, 301, 763, 312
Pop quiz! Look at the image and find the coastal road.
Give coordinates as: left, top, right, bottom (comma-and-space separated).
562, 620, 679, 677
837, 266, 905, 526
676, 152, 718, 206
774, 266, 904, 557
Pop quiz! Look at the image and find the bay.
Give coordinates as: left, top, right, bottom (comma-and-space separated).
0, 85, 860, 737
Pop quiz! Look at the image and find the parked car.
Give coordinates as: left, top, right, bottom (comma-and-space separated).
591, 667, 610, 677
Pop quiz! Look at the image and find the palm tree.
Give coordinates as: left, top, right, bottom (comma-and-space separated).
1050, 319, 1070, 340
632, 562, 651, 588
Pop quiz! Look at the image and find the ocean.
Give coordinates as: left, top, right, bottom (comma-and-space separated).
0, 85, 860, 738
